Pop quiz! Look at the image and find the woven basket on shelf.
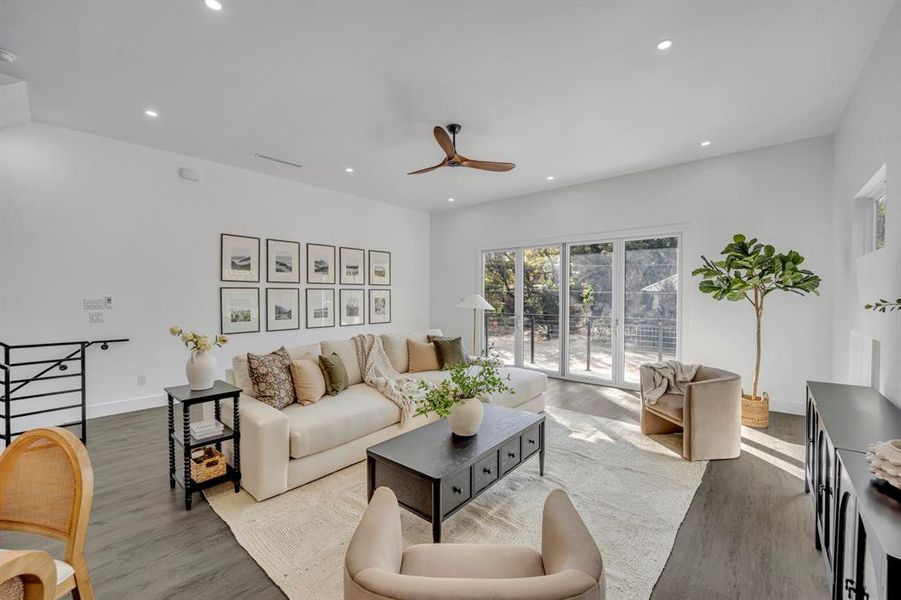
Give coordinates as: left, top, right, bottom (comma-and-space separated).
190, 447, 226, 482
741, 392, 769, 428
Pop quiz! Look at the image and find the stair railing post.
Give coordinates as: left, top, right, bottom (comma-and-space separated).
80, 342, 87, 443
2, 344, 9, 450
529, 315, 535, 364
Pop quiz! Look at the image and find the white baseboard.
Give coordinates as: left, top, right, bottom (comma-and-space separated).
769, 398, 805, 416
87, 392, 167, 419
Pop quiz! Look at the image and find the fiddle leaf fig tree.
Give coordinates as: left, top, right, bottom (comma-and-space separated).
692, 234, 822, 401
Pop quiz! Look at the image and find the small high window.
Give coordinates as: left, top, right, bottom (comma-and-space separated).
874, 190, 886, 250
857, 165, 887, 254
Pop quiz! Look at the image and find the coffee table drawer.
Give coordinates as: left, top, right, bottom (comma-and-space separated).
442, 469, 471, 516
473, 453, 499, 493
522, 424, 541, 459
500, 437, 521, 474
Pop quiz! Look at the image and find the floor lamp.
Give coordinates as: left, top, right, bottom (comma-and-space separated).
456, 294, 495, 355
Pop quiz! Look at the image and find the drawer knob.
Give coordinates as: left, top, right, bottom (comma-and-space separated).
528, 439, 536, 445
452, 486, 462, 494
507, 452, 516, 458
483, 467, 492, 474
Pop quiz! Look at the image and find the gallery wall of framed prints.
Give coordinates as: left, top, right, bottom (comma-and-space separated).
219, 234, 391, 334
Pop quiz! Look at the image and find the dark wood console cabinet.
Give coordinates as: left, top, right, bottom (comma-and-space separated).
806, 382, 901, 600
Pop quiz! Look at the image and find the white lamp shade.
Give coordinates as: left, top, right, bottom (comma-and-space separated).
456, 294, 495, 311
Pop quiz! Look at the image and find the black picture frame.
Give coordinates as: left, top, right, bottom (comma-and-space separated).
266, 239, 301, 284
221, 234, 261, 282
368, 289, 391, 325
220, 287, 260, 334
368, 250, 391, 286
305, 288, 336, 329
339, 288, 366, 327
266, 287, 301, 332
339, 246, 366, 285
307, 243, 336, 285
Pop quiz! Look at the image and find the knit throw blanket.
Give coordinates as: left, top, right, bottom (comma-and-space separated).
642, 360, 700, 404
352, 334, 421, 421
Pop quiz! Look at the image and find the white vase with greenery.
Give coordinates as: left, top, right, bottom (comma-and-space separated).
170, 326, 228, 391
413, 351, 513, 437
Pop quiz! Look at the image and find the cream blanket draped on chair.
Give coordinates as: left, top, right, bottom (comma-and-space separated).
642, 360, 700, 404
352, 334, 421, 421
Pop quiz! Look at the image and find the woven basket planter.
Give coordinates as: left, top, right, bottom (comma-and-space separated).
191, 447, 226, 483
741, 392, 769, 428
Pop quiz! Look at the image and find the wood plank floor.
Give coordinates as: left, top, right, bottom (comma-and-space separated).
0, 379, 829, 599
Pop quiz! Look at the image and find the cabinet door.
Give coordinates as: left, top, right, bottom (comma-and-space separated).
805, 392, 816, 493
833, 462, 857, 600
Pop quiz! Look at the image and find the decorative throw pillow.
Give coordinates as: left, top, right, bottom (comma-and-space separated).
290, 357, 327, 405
247, 347, 295, 409
428, 335, 467, 369
407, 339, 440, 373
319, 352, 349, 395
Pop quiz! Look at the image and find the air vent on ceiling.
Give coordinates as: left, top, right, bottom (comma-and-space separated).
253, 153, 303, 169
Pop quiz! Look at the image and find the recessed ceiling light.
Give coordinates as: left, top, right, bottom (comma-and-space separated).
203, 0, 223, 10
345, 167, 354, 173
546, 176, 555, 181
144, 109, 158, 118
656, 39, 673, 51
447, 198, 455, 202
700, 140, 712, 147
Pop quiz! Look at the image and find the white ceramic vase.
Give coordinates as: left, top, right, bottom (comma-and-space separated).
186, 350, 217, 391
448, 397, 484, 437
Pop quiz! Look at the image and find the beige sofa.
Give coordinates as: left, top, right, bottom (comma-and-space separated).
344, 487, 605, 600
211, 330, 547, 501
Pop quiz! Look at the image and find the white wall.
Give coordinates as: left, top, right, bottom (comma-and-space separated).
832, 1, 901, 406
430, 136, 835, 414
0, 122, 430, 422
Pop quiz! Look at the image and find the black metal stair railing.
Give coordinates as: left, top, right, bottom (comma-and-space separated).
0, 338, 128, 449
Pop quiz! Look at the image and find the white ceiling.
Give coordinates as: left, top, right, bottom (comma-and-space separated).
0, 1, 893, 211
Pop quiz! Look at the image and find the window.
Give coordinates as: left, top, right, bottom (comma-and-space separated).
874, 191, 886, 250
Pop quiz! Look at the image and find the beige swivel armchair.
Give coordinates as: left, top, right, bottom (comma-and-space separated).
639, 365, 742, 461
345, 487, 605, 600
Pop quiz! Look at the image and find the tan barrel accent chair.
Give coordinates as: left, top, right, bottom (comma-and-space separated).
639, 365, 742, 461
345, 487, 605, 600
0, 428, 95, 600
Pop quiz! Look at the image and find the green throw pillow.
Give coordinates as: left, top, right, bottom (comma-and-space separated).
428, 335, 467, 370
319, 352, 348, 395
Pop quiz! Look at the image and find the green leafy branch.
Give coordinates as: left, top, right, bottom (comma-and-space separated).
413, 351, 513, 418
865, 298, 901, 313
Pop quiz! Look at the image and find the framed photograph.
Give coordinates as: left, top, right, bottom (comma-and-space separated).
221, 234, 260, 282
339, 247, 365, 285
267, 239, 300, 283
369, 289, 391, 324
368, 250, 391, 286
307, 243, 336, 284
266, 288, 301, 331
306, 288, 335, 328
339, 288, 365, 327
220, 287, 260, 334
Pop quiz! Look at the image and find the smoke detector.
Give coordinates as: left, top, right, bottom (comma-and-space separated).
0, 49, 17, 64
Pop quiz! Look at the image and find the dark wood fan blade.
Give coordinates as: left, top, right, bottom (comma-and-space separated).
433, 126, 456, 159
407, 158, 448, 175
460, 159, 516, 172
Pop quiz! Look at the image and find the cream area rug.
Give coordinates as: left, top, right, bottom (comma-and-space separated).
206, 406, 707, 600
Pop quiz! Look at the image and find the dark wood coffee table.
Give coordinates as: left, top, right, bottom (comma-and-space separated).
366, 403, 545, 542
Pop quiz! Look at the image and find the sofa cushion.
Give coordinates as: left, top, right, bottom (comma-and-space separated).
401, 544, 544, 579
408, 340, 440, 373
320, 338, 363, 385
283, 384, 401, 459
247, 347, 295, 409
409, 370, 451, 385
233, 343, 319, 395
428, 335, 467, 369
484, 367, 547, 409
319, 352, 349, 395
380, 334, 409, 373
648, 393, 684, 422
290, 358, 326, 405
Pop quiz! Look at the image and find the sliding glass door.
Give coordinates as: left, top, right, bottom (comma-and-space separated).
482, 233, 679, 388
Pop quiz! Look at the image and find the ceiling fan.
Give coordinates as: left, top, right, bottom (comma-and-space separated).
407, 124, 515, 174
